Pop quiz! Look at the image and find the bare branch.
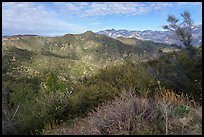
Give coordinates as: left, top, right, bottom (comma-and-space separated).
11, 105, 20, 121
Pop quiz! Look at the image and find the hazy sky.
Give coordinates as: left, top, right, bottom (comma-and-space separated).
2, 2, 202, 36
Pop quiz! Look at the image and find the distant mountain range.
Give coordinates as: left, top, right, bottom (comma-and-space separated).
97, 24, 202, 47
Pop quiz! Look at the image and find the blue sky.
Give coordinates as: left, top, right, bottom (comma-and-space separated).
2, 2, 202, 36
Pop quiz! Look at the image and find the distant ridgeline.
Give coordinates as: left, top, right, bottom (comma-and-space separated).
97, 24, 202, 47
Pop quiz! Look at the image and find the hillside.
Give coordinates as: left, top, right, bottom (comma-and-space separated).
2, 31, 178, 79
2, 32, 202, 135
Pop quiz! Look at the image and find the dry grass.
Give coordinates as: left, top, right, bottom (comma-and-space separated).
42, 88, 202, 135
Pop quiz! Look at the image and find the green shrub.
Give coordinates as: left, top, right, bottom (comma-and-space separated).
44, 72, 67, 93
147, 48, 202, 103
71, 82, 118, 117
174, 105, 190, 117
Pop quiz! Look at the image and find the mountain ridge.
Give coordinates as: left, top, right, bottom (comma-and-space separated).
97, 24, 202, 47
2, 31, 179, 70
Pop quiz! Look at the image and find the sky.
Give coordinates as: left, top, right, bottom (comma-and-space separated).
2, 2, 202, 36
